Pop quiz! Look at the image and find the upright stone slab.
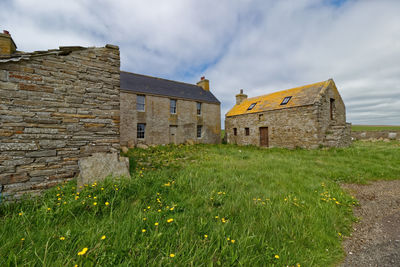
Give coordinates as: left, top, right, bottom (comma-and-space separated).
77, 153, 130, 188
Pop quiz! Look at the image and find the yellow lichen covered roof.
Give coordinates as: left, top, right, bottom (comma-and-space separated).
226, 80, 330, 117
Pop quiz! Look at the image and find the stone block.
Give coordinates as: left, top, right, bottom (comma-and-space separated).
77, 152, 130, 188
388, 132, 397, 140
26, 150, 57, 157
0, 142, 38, 151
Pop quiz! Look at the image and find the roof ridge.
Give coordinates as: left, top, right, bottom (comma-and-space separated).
121, 70, 202, 89
245, 80, 329, 101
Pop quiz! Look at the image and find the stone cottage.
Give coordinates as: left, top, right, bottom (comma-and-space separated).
0, 31, 121, 198
120, 71, 221, 146
225, 79, 351, 148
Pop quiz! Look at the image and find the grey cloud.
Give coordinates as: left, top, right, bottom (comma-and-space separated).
1, 0, 399, 125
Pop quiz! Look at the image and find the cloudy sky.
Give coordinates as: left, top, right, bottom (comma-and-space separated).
1, 0, 399, 125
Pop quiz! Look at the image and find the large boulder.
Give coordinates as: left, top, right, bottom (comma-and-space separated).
77, 153, 130, 188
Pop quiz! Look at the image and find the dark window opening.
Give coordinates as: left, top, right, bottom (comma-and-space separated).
259, 114, 264, 121
247, 103, 257, 110
137, 95, 145, 111
245, 127, 250, 136
197, 125, 202, 138
170, 99, 177, 114
137, 123, 146, 139
330, 98, 335, 120
280, 96, 292, 105
196, 102, 202, 115
233, 128, 237, 136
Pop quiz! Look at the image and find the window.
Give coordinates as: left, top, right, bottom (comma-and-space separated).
330, 98, 335, 120
280, 96, 292, 105
245, 127, 250, 136
170, 99, 177, 114
233, 128, 237, 136
137, 95, 145, 111
197, 125, 202, 138
247, 103, 257, 110
137, 123, 145, 139
196, 102, 202, 115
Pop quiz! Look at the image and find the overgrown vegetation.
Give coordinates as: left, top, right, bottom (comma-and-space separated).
1, 141, 399, 266
352, 125, 400, 131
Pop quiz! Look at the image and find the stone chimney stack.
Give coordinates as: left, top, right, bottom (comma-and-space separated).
196, 76, 210, 91
0, 30, 17, 56
235, 89, 247, 105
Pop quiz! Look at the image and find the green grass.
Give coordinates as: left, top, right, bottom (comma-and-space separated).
1, 141, 400, 266
352, 125, 400, 132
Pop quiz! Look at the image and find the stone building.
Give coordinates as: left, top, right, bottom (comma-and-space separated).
120, 71, 221, 146
225, 79, 351, 148
0, 31, 121, 198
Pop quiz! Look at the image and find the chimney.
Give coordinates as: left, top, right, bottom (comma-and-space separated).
0, 30, 17, 56
235, 89, 247, 105
196, 76, 210, 91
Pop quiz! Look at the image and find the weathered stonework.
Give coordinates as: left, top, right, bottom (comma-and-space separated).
352, 131, 400, 141
120, 91, 221, 145
0, 45, 121, 199
225, 79, 351, 149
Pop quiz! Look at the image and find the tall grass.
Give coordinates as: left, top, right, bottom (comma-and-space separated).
1, 141, 399, 266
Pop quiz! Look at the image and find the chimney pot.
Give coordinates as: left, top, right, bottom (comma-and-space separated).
240, 89, 243, 94
201, 76, 205, 80
3, 30, 9, 35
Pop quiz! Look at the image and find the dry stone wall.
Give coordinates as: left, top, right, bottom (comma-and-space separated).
0, 46, 120, 199
352, 131, 400, 141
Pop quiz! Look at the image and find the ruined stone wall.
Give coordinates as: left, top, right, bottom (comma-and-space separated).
0, 46, 120, 198
120, 91, 221, 146
352, 131, 400, 140
225, 105, 321, 149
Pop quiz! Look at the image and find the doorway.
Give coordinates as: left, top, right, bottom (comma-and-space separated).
259, 127, 269, 147
169, 125, 177, 144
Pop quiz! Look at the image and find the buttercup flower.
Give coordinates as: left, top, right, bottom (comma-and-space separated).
101, 235, 106, 240
59, 237, 65, 240
77, 247, 88, 256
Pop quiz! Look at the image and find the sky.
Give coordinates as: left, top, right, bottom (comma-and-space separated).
1, 0, 399, 126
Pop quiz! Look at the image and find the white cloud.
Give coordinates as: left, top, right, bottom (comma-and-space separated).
1, 0, 399, 125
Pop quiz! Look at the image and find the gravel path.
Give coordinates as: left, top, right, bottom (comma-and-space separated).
340, 180, 400, 267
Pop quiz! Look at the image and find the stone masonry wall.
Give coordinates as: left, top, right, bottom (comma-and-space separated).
225, 105, 321, 149
120, 91, 221, 146
0, 46, 120, 198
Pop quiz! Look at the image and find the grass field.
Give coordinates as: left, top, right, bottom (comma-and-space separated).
352, 125, 400, 132
1, 141, 399, 266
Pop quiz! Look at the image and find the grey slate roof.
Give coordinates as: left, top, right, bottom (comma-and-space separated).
120, 71, 220, 104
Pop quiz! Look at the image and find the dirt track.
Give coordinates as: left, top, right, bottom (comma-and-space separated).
340, 180, 400, 267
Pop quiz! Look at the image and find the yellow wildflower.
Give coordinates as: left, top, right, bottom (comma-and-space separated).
231, 239, 235, 243
59, 237, 65, 240
142, 229, 146, 233
274, 255, 279, 259
93, 196, 97, 200
170, 253, 175, 258
204, 234, 208, 238
227, 237, 230, 241
158, 209, 161, 212
143, 218, 147, 221
101, 235, 106, 240
155, 222, 159, 226
18, 212, 23, 216
75, 196, 79, 200
77, 247, 88, 256
101, 187, 104, 190
93, 202, 97, 206
21, 238, 25, 241
57, 198, 61, 201
47, 208, 51, 211
105, 202, 110, 206
167, 218, 174, 223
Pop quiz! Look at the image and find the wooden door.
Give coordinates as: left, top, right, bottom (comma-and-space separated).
259, 127, 269, 147
169, 126, 177, 144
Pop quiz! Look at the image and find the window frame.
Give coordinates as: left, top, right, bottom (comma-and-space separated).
170, 99, 177, 114
137, 123, 146, 139
245, 127, 250, 136
196, 102, 202, 115
233, 128, 237, 136
137, 95, 145, 111
280, 96, 292, 105
247, 103, 257, 110
197, 125, 202, 138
